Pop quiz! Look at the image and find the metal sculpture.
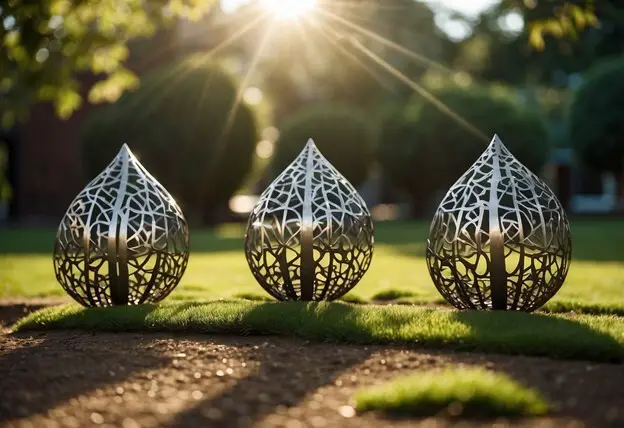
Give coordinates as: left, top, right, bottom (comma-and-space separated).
245, 139, 374, 301
54, 144, 189, 307
426, 135, 571, 311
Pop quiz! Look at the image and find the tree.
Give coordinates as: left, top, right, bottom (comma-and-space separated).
452, 1, 624, 87
0, 0, 216, 127
240, 0, 446, 123
1, 0, 608, 128
81, 55, 258, 224
380, 85, 550, 216
568, 57, 624, 202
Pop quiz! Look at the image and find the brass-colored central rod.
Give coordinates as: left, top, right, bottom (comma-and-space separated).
108, 145, 130, 305
489, 137, 507, 310
300, 141, 315, 300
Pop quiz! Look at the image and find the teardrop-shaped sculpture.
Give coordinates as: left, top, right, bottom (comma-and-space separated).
54, 144, 190, 307
426, 135, 571, 312
245, 139, 374, 301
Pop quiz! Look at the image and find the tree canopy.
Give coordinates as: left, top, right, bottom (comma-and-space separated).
0, 0, 215, 127
0, 0, 609, 127
568, 57, 624, 179
81, 55, 258, 224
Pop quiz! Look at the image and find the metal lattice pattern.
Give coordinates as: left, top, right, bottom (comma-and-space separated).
54, 144, 189, 307
245, 139, 374, 301
426, 135, 571, 311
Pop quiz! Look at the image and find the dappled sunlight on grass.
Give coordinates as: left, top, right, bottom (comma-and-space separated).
1, 221, 623, 312
13, 301, 624, 362
355, 368, 550, 417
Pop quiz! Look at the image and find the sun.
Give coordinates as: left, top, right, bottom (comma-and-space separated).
261, 0, 318, 20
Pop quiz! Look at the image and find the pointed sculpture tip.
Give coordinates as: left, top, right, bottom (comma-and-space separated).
488, 134, 505, 150
119, 142, 134, 157
305, 138, 317, 149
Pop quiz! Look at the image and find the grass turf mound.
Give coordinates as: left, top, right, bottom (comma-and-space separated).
13, 301, 624, 362
355, 368, 550, 417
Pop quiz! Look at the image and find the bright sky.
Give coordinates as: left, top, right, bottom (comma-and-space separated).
220, 0, 506, 40
221, 0, 498, 15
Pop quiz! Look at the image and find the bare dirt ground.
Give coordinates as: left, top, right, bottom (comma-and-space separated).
0, 302, 622, 428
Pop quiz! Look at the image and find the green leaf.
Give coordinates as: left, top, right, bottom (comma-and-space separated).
90, 45, 130, 73
545, 21, 564, 37
88, 69, 140, 103
55, 88, 82, 119
529, 25, 545, 50
4, 31, 20, 48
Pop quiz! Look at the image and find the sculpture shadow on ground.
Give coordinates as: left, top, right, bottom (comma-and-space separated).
452, 310, 623, 362
164, 302, 374, 427
4, 301, 623, 425
0, 331, 169, 423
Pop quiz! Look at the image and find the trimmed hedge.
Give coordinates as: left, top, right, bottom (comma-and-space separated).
81, 56, 258, 223
380, 86, 550, 214
272, 105, 377, 186
568, 57, 624, 177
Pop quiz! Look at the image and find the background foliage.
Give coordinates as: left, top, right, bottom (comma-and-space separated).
81, 55, 257, 223
380, 85, 550, 213
568, 56, 624, 189
271, 105, 377, 186
0, 0, 608, 127
0, 0, 217, 127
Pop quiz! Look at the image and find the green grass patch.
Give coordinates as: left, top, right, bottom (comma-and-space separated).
372, 289, 419, 301
340, 293, 367, 304
542, 301, 624, 317
2, 221, 623, 310
13, 301, 624, 362
355, 368, 550, 418
232, 292, 273, 302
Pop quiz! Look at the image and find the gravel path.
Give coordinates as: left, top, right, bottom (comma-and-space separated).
0, 303, 622, 428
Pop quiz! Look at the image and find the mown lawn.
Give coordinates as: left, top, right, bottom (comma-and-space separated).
13, 301, 624, 362
354, 367, 550, 417
1, 220, 623, 311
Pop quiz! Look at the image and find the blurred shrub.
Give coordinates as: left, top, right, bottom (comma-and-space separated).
568, 57, 624, 177
380, 86, 550, 214
82, 56, 258, 223
272, 105, 377, 186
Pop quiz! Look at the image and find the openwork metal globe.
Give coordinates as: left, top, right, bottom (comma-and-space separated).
426, 135, 572, 312
54, 144, 189, 307
245, 139, 374, 301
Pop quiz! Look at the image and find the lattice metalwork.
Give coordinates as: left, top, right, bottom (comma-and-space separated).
245, 139, 374, 301
426, 135, 572, 312
54, 144, 189, 307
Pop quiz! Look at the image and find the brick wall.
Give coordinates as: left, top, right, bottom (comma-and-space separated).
15, 90, 97, 223
13, 27, 184, 224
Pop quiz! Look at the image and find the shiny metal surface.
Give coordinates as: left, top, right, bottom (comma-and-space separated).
426, 135, 572, 311
54, 144, 189, 307
245, 139, 374, 301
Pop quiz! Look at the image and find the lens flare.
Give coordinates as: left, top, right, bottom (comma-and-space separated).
261, 0, 317, 20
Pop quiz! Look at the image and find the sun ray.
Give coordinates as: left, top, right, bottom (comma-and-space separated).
227, 21, 277, 131
121, 12, 269, 118
317, 8, 457, 76
203, 19, 278, 188
319, 0, 412, 12
261, 0, 318, 20
135, 4, 265, 71
304, 18, 395, 92
347, 36, 487, 141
